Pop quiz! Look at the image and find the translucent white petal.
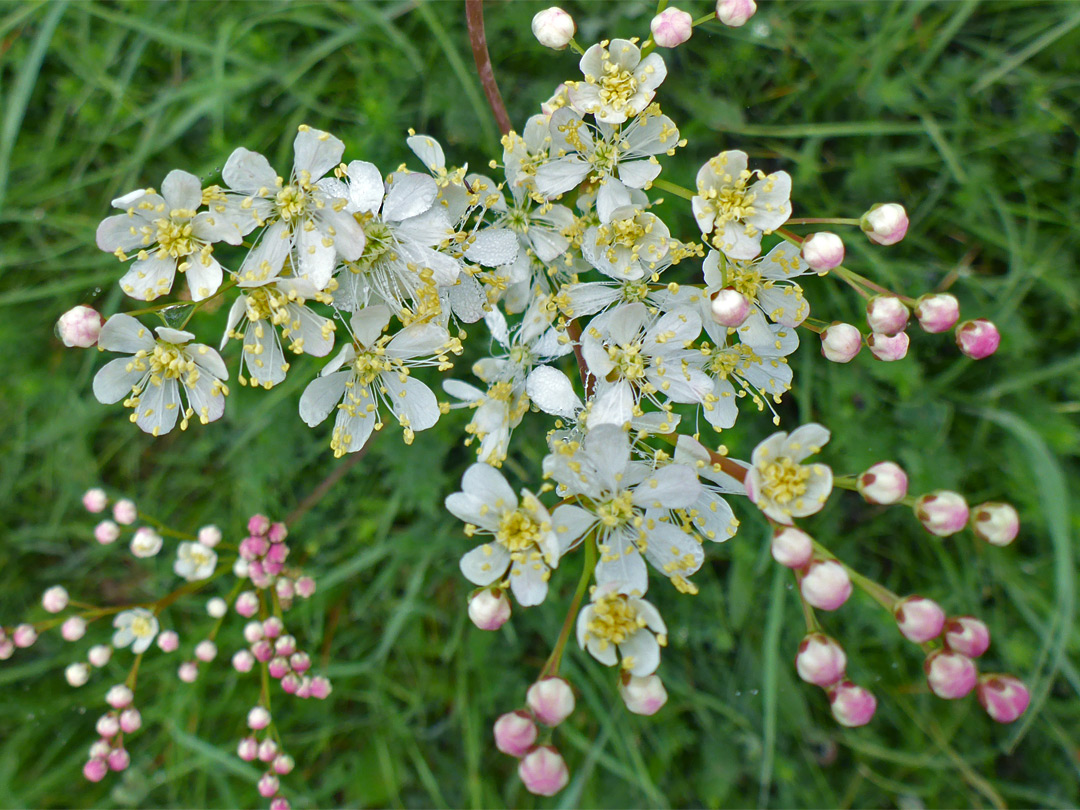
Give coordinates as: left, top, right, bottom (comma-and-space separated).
595, 528, 649, 595
459, 543, 510, 586
93, 357, 144, 404
526, 366, 583, 418
161, 169, 202, 211
118, 255, 176, 302
295, 220, 337, 290
619, 629, 660, 676
550, 504, 596, 554
461, 463, 517, 509
292, 127, 344, 180
222, 148, 278, 195
238, 221, 291, 286
98, 313, 155, 354
134, 379, 181, 436
345, 160, 385, 214
509, 558, 550, 606
96, 214, 146, 253
383, 374, 441, 434
298, 370, 349, 427
382, 172, 437, 222
185, 252, 223, 302
632, 464, 700, 510
406, 134, 446, 173
464, 229, 519, 267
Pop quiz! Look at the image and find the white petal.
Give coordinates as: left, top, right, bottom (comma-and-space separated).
444, 492, 500, 531
616, 159, 661, 190
161, 169, 202, 211
526, 366, 583, 418
299, 370, 349, 427
118, 255, 176, 302
295, 220, 336, 290
460, 543, 510, 586
465, 229, 519, 267
619, 629, 660, 676
784, 424, 831, 462
383, 374, 441, 434
238, 221, 291, 285
534, 156, 590, 199
461, 463, 517, 509
643, 521, 703, 578
98, 313, 155, 354
331, 386, 376, 452
550, 504, 596, 554
318, 204, 366, 262
510, 558, 550, 606
292, 127, 344, 180
382, 172, 437, 222
586, 380, 635, 429
242, 321, 288, 388
134, 379, 181, 436
93, 357, 144, 404
350, 304, 392, 347
96, 214, 146, 253
632, 465, 700, 510
185, 252, 223, 302
222, 148, 278, 195
407, 134, 446, 172
345, 160, 386, 214
595, 528, 649, 595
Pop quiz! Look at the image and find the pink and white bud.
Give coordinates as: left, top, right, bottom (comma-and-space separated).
860, 203, 909, 246
178, 661, 199, 683
944, 616, 991, 658
914, 491, 969, 537
955, 318, 1000, 360
129, 527, 162, 558
273, 754, 295, 775
112, 499, 137, 526
247, 514, 270, 535
243, 622, 264, 644
800, 560, 852, 611
251, 640, 273, 662
257, 739, 278, 762
83, 758, 108, 782
493, 710, 538, 757
296, 576, 316, 598
197, 525, 222, 547
89, 740, 111, 760
106, 684, 133, 709
716, 0, 757, 27
88, 644, 111, 668
309, 675, 332, 699
771, 526, 813, 569
526, 677, 576, 726
237, 737, 258, 761
468, 588, 511, 631
119, 708, 141, 733
65, 662, 90, 687
976, 673, 1030, 723
827, 681, 877, 727
289, 652, 311, 673
650, 7, 693, 48
518, 745, 570, 797
709, 288, 752, 328
247, 706, 271, 730
96, 714, 120, 738
795, 633, 847, 687
820, 322, 863, 363
157, 630, 179, 652
0, 639, 11, 660
12, 624, 37, 648
275, 578, 295, 603
866, 295, 910, 336
531, 7, 575, 50
618, 673, 669, 715
801, 232, 845, 272
235, 591, 259, 618
57, 305, 103, 348
94, 520, 120, 544
971, 502, 1019, 547
269, 798, 290, 810
206, 597, 227, 619
267, 522, 288, 544
894, 596, 946, 643
257, 773, 280, 799
868, 331, 909, 361
914, 293, 959, 333
262, 617, 284, 639
233, 650, 256, 673
62, 616, 87, 642
83, 488, 108, 513
268, 657, 290, 679
925, 649, 977, 699
106, 748, 130, 772
233, 558, 250, 579
857, 461, 908, 505
195, 640, 217, 662
274, 635, 297, 657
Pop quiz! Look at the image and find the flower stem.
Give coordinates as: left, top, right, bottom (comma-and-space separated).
540, 534, 597, 678
465, 0, 512, 137
784, 218, 860, 226
651, 178, 695, 201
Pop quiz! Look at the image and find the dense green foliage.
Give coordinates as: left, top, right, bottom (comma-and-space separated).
1, 1, 1078, 806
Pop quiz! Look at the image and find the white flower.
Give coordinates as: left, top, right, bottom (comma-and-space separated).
663, 435, 743, 546
299, 304, 458, 454
93, 314, 229, 436
703, 244, 811, 329
112, 608, 159, 654
581, 184, 671, 281
576, 582, 667, 676
569, 40, 667, 125
692, 150, 791, 260
174, 541, 218, 581
96, 169, 244, 302
130, 527, 163, 558
745, 424, 833, 524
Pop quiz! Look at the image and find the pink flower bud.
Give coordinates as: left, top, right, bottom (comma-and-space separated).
262, 617, 284, 639
13, 624, 37, 648
526, 677, 576, 726
129, 527, 162, 558
800, 561, 852, 611
296, 677, 312, 700
197, 525, 222, 548
867, 331, 909, 361
62, 616, 87, 642
971, 502, 1019, 547
247, 514, 270, 536
275, 578, 295, 602
468, 589, 511, 631
296, 576, 316, 598
269, 798, 290, 810
531, 7, 575, 50
651, 7, 693, 48
274, 635, 297, 657
518, 745, 570, 797
827, 681, 877, 727
894, 595, 946, 643
112, 499, 137, 526
280, 674, 300, 695
716, 0, 757, 27
943, 616, 991, 658
235, 592, 259, 618
251, 640, 274, 662
955, 318, 1001, 360
273, 754, 295, 775
493, 710, 538, 757
771, 526, 813, 569
866, 295, 910, 335
89, 739, 111, 760
66, 662, 90, 687
925, 649, 977, 699
820, 322, 862, 363
178, 661, 199, 683
265, 543, 288, 566
83, 758, 108, 782
243, 621, 264, 644
239, 536, 268, 560
157, 630, 179, 653
96, 714, 120, 738
914, 490, 969, 537
857, 461, 908, 505
237, 737, 258, 761
233, 650, 256, 673
119, 708, 141, 733
247, 706, 271, 730
618, 673, 669, 715
709, 288, 751, 328
309, 675, 332, 699
107, 748, 130, 772
976, 673, 1030, 723
57, 305, 104, 347
860, 203, 909, 246
914, 293, 959, 333
257, 773, 280, 799
257, 739, 278, 762
268, 522, 288, 543
88, 644, 111, 667
289, 652, 311, 673
0, 639, 12, 660
194, 640, 217, 663
83, 488, 108, 513
106, 684, 133, 709
800, 232, 845, 272
268, 657, 290, 679
795, 633, 847, 687
94, 520, 120, 544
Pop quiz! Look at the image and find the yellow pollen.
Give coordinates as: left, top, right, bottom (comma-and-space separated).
496, 509, 543, 553
275, 184, 308, 221
131, 616, 154, 638
761, 457, 811, 504
587, 591, 645, 645
154, 217, 198, 258
596, 490, 636, 527
607, 342, 647, 380
598, 60, 638, 114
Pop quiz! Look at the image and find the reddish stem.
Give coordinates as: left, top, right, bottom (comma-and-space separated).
465, 0, 512, 136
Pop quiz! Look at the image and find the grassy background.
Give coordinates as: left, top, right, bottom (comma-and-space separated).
1, 0, 1079, 807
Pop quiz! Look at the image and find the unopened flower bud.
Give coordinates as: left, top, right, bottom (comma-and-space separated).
88, 644, 111, 668
493, 710, 538, 757
233, 558, 249, 579
716, 0, 757, 27
94, 520, 119, 544
112, 499, 137, 525
971, 502, 1019, 547
119, 708, 141, 733
976, 674, 1030, 723
274, 635, 297, 657
247, 514, 270, 535
83, 488, 108, 513
860, 203, 909, 246
309, 675, 332, 699
157, 630, 179, 652
237, 737, 258, 762
955, 318, 1000, 359
83, 758, 108, 782
914, 490, 969, 537
204, 597, 226, 619
107, 747, 130, 772
106, 683, 133, 709
857, 461, 908, 505
0, 639, 11, 660
195, 640, 217, 662
262, 617, 284, 639
247, 706, 271, 730
233, 650, 256, 673
526, 677, 576, 726
275, 578, 295, 603
57, 305, 104, 348
867, 331, 909, 361
197, 525, 222, 547
801, 232, 845, 272
800, 560, 852, 611
468, 589, 511, 631
943, 616, 990, 658
243, 621, 264, 644
914, 293, 959, 333
894, 595, 945, 643
235, 591, 259, 618
618, 673, 669, 715
257, 773, 280, 799
13, 624, 37, 648
251, 640, 273, 662
795, 633, 847, 687
269, 798, 290, 810
296, 576, 316, 598
827, 681, 877, 727
518, 745, 570, 797
710, 287, 751, 328
129, 527, 162, 558
268, 657, 290, 679
178, 661, 199, 682
66, 662, 90, 687
771, 526, 813, 569
925, 649, 977, 699
273, 753, 295, 775
42, 585, 69, 614
866, 295, 910, 335
820, 322, 862, 363
257, 738, 278, 762
531, 7, 575, 50
89, 740, 111, 760
62, 616, 87, 641
651, 7, 693, 48
96, 714, 120, 738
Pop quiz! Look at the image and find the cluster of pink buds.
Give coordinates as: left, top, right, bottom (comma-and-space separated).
238, 515, 291, 588
795, 634, 876, 727
83, 684, 141, 782
770, 526, 854, 613
912, 492, 1019, 546
235, 615, 330, 700
237, 706, 294, 809
492, 676, 575, 796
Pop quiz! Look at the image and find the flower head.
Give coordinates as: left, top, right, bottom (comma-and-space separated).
576, 582, 667, 676
113, 608, 159, 653
569, 39, 667, 125
745, 423, 833, 523
174, 541, 218, 581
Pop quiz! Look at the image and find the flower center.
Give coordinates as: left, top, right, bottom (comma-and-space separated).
598, 61, 638, 114
761, 457, 811, 504
697, 164, 763, 233
275, 184, 309, 222
154, 214, 198, 257
607, 342, 647, 380
352, 350, 392, 385
149, 344, 194, 381
596, 490, 636, 528
727, 265, 764, 299
496, 509, 543, 552
587, 591, 645, 646
597, 215, 647, 250
131, 616, 155, 638
621, 280, 651, 303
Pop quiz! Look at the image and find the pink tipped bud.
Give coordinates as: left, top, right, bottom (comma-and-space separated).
273, 753, 295, 775
771, 526, 813, 569
267, 522, 287, 544
262, 617, 284, 639
526, 677, 576, 726
257, 773, 280, 799
860, 203, 909, 246
257, 739, 278, 762
237, 737, 258, 761
801, 232, 845, 272
468, 589, 511, 631
650, 7, 693, 48
57, 305, 104, 347
618, 673, 669, 715
280, 673, 300, 695
197, 525, 222, 547
820, 322, 862, 363
119, 708, 141, 733
107, 748, 130, 772
233, 650, 256, 673
247, 514, 270, 536
247, 706, 271, 730
269, 798, 290, 810
62, 616, 87, 642
194, 640, 217, 663
112, 499, 137, 526
914, 293, 959, 333
235, 591, 259, 618
827, 680, 877, 727
106, 684, 133, 709
268, 657, 290, 679
129, 526, 162, 558
66, 662, 90, 687
709, 287, 752, 328
971, 502, 1019, 547
857, 461, 908, 505
83, 758, 108, 782
867, 331, 909, 361
13, 624, 37, 648
518, 745, 570, 797
275, 578, 295, 603
944, 616, 991, 658
914, 490, 969, 537
243, 621, 264, 644
94, 520, 120, 544
296, 576, 316, 598
309, 675, 332, 699
178, 661, 199, 683
716, 0, 757, 27
89, 740, 112, 760
289, 652, 311, 673
795, 633, 847, 687
955, 318, 1000, 360
531, 7, 575, 50
894, 596, 946, 643
800, 560, 852, 611
976, 673, 1030, 723
925, 649, 978, 699
96, 714, 120, 738
156, 630, 179, 653
0, 639, 12, 660
88, 644, 111, 668
83, 488, 108, 513
273, 635, 297, 657
251, 640, 274, 662
494, 710, 538, 757
866, 295, 910, 336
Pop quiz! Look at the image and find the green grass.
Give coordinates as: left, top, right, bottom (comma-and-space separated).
1, 0, 1079, 806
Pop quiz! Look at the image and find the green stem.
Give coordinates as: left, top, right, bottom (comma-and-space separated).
785, 217, 860, 226
540, 534, 597, 678
692, 12, 716, 27
812, 540, 899, 611
651, 178, 695, 201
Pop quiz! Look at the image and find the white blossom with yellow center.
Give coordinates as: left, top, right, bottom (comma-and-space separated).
112, 608, 159, 654
582, 192, 671, 281
569, 39, 668, 125
745, 424, 834, 524
174, 541, 219, 582
576, 582, 668, 676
